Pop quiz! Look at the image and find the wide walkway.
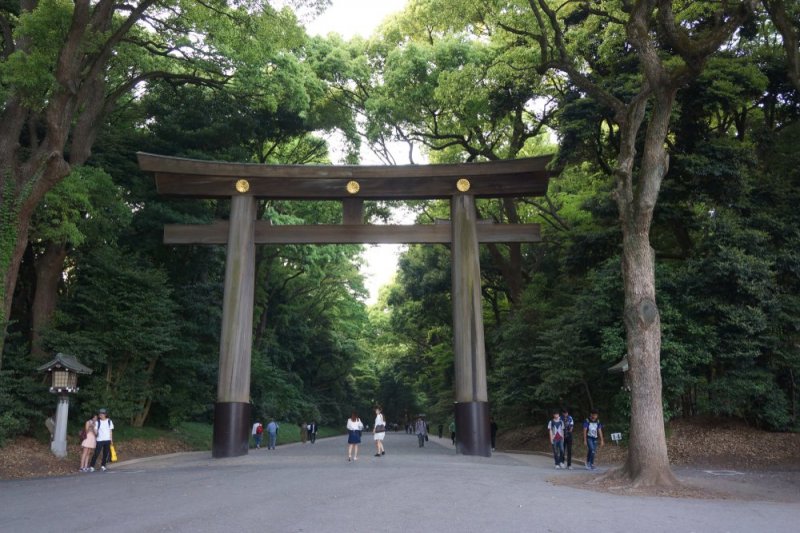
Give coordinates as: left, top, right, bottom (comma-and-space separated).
1, 432, 797, 532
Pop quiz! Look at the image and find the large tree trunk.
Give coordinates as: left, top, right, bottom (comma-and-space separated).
604, 89, 679, 488
30, 242, 68, 359
131, 357, 160, 428
0, 193, 43, 369
617, 226, 677, 486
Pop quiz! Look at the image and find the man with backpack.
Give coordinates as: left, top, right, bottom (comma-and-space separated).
547, 410, 565, 469
583, 410, 605, 470
252, 421, 264, 449
89, 408, 114, 472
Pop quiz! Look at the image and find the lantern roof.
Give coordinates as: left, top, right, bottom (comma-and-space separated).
607, 356, 629, 374
36, 352, 93, 375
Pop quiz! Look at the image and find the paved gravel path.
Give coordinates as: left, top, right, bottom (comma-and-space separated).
1, 432, 797, 532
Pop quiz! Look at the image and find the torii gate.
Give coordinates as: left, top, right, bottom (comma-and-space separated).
138, 153, 551, 458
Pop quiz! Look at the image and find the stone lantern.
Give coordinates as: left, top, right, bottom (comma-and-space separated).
37, 353, 92, 458
608, 355, 631, 391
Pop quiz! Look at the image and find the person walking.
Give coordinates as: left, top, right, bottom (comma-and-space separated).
489, 416, 499, 452
309, 421, 317, 444
346, 411, 364, 462
562, 408, 575, 469
437, 423, 443, 439
79, 414, 97, 472
583, 410, 605, 470
373, 406, 387, 457
266, 418, 279, 450
252, 421, 263, 449
89, 408, 114, 472
548, 410, 565, 469
449, 420, 456, 445
415, 416, 427, 447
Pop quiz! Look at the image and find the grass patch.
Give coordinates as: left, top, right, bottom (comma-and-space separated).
112, 425, 173, 441
63, 421, 212, 450
173, 422, 213, 451
55, 420, 346, 452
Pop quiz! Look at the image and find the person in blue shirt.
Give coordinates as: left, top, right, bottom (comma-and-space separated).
583, 410, 605, 470
266, 419, 279, 450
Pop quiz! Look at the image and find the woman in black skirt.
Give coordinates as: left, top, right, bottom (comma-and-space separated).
346, 411, 364, 461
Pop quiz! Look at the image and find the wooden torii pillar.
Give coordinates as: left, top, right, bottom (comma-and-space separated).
138, 153, 551, 458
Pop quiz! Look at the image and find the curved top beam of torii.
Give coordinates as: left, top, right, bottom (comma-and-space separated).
137, 152, 552, 200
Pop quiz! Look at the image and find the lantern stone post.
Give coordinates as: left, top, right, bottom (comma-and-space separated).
37, 353, 92, 458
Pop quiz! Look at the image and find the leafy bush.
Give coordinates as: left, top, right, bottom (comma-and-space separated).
0, 363, 52, 446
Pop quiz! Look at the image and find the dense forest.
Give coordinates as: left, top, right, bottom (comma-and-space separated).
1, 0, 798, 475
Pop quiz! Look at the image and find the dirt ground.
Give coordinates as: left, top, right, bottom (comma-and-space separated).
0, 436, 191, 480
497, 416, 800, 469
498, 417, 800, 501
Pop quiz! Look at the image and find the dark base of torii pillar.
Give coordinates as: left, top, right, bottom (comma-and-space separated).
212, 402, 251, 458
455, 401, 491, 457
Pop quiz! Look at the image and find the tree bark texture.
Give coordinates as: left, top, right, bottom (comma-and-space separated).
30, 242, 68, 359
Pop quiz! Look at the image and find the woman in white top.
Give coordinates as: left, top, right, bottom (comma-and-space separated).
346, 411, 364, 462
373, 406, 387, 457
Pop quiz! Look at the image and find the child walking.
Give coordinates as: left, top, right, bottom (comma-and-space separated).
547, 410, 565, 469
583, 410, 605, 470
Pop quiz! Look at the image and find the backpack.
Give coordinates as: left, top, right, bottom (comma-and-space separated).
585, 419, 600, 438
96, 418, 113, 436
256, 424, 264, 434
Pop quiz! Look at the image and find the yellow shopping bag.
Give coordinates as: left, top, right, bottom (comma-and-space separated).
110, 443, 118, 462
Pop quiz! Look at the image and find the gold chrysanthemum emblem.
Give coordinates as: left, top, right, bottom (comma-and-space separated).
235, 179, 250, 193
346, 180, 360, 194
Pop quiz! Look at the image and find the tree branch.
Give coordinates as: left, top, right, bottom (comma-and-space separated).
0, 12, 13, 59
764, 0, 800, 91
532, 0, 628, 119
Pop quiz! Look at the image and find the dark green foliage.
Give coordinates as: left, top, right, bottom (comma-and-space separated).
0, 342, 51, 445
45, 245, 180, 425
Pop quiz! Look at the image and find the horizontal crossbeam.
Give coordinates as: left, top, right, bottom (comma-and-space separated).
164, 222, 541, 245
139, 152, 552, 200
